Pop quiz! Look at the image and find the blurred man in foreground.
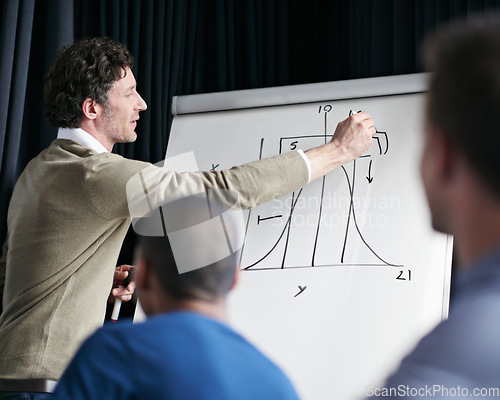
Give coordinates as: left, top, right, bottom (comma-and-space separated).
368, 15, 500, 400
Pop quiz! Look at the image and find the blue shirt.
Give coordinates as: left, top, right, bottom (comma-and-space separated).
368, 249, 500, 399
52, 311, 299, 400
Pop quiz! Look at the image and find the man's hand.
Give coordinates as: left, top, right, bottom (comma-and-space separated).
305, 112, 376, 182
108, 264, 136, 303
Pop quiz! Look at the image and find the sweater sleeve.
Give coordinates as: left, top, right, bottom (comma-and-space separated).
84, 151, 309, 219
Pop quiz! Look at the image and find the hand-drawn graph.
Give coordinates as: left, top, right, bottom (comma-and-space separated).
239, 109, 403, 271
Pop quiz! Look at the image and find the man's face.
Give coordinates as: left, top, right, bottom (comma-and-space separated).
99, 67, 147, 145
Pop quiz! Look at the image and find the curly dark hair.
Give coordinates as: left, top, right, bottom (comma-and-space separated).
44, 37, 134, 128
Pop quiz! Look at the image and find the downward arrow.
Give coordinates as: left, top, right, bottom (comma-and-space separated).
366, 160, 374, 183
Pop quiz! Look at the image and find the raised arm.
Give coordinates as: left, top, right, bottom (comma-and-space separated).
90, 112, 377, 219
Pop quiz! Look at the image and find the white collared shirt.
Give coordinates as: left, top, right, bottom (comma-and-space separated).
57, 127, 109, 154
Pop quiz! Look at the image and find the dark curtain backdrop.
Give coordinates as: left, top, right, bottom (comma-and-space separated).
2, 0, 500, 307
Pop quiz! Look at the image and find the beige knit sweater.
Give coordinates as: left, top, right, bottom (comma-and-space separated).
0, 139, 308, 380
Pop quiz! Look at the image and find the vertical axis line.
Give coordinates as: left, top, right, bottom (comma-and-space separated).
311, 111, 329, 266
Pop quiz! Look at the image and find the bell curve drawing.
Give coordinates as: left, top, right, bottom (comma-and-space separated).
239, 108, 402, 272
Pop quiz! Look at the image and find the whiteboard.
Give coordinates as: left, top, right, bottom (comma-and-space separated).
166, 74, 453, 400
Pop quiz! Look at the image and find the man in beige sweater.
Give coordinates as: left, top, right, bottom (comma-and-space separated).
0, 37, 375, 397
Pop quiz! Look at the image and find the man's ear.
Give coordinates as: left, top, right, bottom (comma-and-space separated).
135, 256, 156, 316
229, 265, 240, 293
135, 257, 152, 292
81, 97, 101, 120
434, 129, 456, 182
